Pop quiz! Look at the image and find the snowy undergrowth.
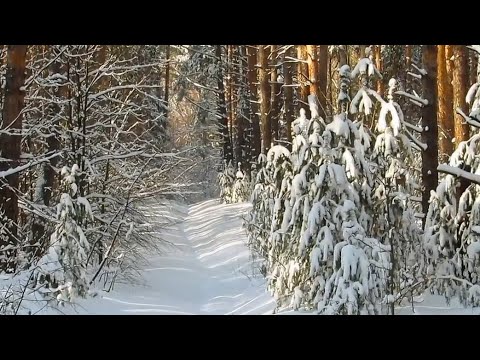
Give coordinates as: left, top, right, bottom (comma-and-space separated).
0, 196, 181, 315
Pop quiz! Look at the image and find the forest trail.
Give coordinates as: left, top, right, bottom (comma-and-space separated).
48, 199, 277, 315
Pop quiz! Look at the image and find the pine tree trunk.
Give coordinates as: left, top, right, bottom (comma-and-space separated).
421, 45, 438, 224
437, 45, 454, 163
31, 47, 65, 258
375, 45, 384, 95
453, 45, 469, 145
283, 47, 294, 149
318, 45, 328, 120
259, 45, 271, 154
95, 45, 108, 264
234, 46, 246, 168
296, 45, 310, 117
0, 45, 27, 272
164, 45, 170, 120
246, 45, 261, 162
405, 45, 412, 69
227, 45, 235, 158
338, 45, 347, 67
452, 45, 470, 200
470, 50, 478, 86
306, 45, 319, 100
445, 45, 454, 100
270, 45, 281, 143
359, 45, 367, 58
215, 45, 233, 163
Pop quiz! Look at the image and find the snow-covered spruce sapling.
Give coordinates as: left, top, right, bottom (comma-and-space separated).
34, 164, 93, 303
371, 78, 423, 313
267, 101, 331, 309
425, 66, 480, 307
350, 46, 383, 120
231, 162, 250, 203
246, 152, 279, 256
218, 160, 235, 203
310, 58, 387, 314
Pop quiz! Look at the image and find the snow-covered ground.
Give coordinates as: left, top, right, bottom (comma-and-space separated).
19, 199, 480, 315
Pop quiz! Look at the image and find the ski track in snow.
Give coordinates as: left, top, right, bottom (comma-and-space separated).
44, 199, 277, 315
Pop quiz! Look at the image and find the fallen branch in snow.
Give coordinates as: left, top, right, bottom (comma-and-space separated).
437, 164, 480, 186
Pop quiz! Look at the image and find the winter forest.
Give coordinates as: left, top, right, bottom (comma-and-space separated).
1, 44, 480, 315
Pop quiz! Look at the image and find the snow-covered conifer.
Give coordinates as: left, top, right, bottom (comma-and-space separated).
218, 161, 236, 203
34, 164, 93, 302
425, 60, 480, 306
231, 163, 250, 203
371, 78, 424, 312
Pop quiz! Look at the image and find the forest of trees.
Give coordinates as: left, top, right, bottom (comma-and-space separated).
1, 45, 479, 315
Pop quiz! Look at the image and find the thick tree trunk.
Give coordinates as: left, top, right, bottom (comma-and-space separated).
469, 49, 478, 87
306, 45, 319, 100
296, 45, 310, 117
359, 45, 367, 58
318, 45, 328, 120
437, 45, 454, 163
0, 45, 27, 272
445, 45, 454, 100
164, 45, 170, 120
338, 45, 347, 67
270, 45, 280, 143
259, 45, 271, 154
421, 45, 438, 224
375, 45, 384, 95
215, 45, 233, 164
246, 45, 261, 162
452, 45, 470, 200
453, 45, 469, 145
283, 47, 294, 148
227, 45, 235, 156
31, 47, 65, 258
405, 45, 413, 69
234, 46, 246, 168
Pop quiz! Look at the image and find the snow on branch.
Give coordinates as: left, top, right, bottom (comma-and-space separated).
410, 142, 422, 152
89, 151, 146, 165
395, 91, 428, 106
407, 71, 422, 80
89, 84, 164, 100
402, 120, 423, 133
437, 164, 480, 186
405, 128, 427, 151
467, 45, 480, 55
456, 108, 480, 129
0, 153, 60, 178
411, 63, 427, 76
23, 46, 68, 91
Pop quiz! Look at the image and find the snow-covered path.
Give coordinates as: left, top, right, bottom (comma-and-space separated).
51, 199, 277, 315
